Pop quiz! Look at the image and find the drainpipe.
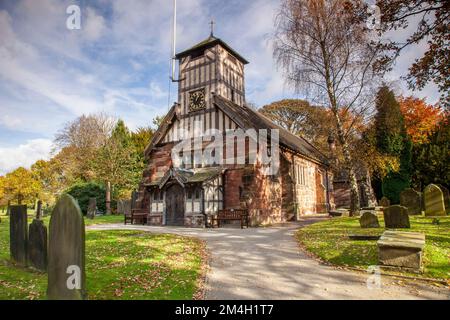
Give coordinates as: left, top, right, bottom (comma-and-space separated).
201, 186, 208, 228
291, 155, 299, 220
325, 168, 331, 212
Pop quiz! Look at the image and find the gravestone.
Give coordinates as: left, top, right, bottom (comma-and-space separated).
377, 231, 425, 270
436, 184, 450, 214
87, 198, 96, 219
399, 188, 422, 215
6, 200, 11, 216
423, 184, 446, 216
379, 197, 390, 208
10, 205, 28, 265
131, 191, 139, 210
117, 200, 124, 215
359, 211, 380, 228
383, 205, 410, 229
36, 200, 43, 220
28, 219, 47, 271
47, 194, 86, 300
123, 200, 132, 217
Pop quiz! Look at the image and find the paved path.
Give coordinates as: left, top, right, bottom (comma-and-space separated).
88, 219, 449, 300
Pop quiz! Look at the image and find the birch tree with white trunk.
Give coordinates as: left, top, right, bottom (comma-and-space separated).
274, 0, 380, 215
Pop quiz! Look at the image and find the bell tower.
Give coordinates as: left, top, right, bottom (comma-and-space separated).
175, 32, 249, 117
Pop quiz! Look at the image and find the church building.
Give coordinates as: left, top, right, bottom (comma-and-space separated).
132, 33, 334, 227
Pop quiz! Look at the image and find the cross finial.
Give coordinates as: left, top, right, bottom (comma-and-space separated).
209, 18, 215, 37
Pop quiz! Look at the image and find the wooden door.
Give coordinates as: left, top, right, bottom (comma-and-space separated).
165, 184, 185, 226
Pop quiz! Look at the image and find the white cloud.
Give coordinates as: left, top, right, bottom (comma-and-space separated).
83, 7, 107, 42
0, 139, 53, 175
0, 114, 23, 129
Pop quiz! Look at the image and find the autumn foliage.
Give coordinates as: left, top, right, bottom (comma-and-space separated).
399, 96, 444, 144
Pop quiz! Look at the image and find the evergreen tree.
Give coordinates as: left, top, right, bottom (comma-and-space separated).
412, 115, 450, 189
374, 86, 412, 203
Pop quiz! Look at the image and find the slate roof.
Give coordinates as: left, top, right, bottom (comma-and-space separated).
212, 94, 329, 165
146, 167, 224, 188
175, 35, 249, 64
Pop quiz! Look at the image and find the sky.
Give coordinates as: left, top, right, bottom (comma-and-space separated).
0, 0, 441, 176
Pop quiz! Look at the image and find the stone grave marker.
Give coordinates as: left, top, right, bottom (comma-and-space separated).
131, 191, 139, 210
383, 205, 410, 228
399, 188, 422, 215
36, 200, 43, 220
117, 200, 124, 215
436, 184, 450, 214
87, 198, 96, 219
359, 211, 380, 228
10, 205, 28, 265
423, 184, 446, 216
47, 194, 86, 300
379, 197, 390, 208
123, 199, 132, 217
377, 231, 425, 270
28, 219, 47, 271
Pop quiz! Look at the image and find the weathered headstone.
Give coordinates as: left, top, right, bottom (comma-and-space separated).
399, 188, 422, 215
436, 184, 450, 214
377, 231, 425, 270
379, 197, 390, 208
423, 184, 446, 216
87, 198, 96, 219
123, 199, 132, 217
6, 200, 11, 216
28, 219, 47, 271
117, 200, 124, 215
359, 211, 380, 228
47, 194, 86, 300
131, 191, 139, 210
383, 205, 410, 228
10, 205, 28, 265
36, 200, 43, 220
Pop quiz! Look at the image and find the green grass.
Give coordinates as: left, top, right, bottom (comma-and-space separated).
0, 213, 206, 300
297, 215, 450, 280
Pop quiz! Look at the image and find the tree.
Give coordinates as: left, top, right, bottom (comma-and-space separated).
398, 96, 443, 144
91, 120, 141, 206
0, 176, 5, 207
31, 159, 66, 204
412, 114, 450, 188
66, 182, 106, 215
54, 113, 115, 182
374, 86, 412, 203
376, 0, 450, 107
259, 99, 329, 144
274, 0, 379, 215
2, 167, 41, 205
152, 116, 165, 129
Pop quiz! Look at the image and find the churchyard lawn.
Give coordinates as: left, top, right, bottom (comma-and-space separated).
297, 216, 450, 281
0, 213, 206, 300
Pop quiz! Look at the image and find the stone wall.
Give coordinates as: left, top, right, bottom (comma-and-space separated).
333, 181, 351, 208
292, 156, 323, 216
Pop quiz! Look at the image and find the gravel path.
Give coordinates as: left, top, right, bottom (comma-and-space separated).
88, 218, 449, 300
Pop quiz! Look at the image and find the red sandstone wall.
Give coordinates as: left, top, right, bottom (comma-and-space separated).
333, 181, 351, 208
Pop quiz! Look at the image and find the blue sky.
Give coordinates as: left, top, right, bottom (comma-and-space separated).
0, 0, 440, 175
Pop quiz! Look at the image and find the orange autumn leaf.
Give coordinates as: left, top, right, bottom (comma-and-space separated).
399, 96, 444, 144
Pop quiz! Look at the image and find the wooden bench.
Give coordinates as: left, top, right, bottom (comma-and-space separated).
212, 209, 249, 229
125, 210, 148, 225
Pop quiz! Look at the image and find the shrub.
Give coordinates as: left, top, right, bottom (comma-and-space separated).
65, 182, 106, 215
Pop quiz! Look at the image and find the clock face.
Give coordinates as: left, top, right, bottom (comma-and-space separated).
189, 89, 206, 112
